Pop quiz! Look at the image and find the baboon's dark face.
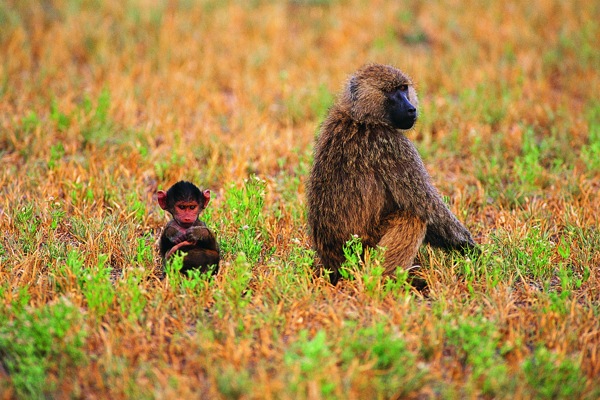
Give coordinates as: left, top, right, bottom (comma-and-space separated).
343, 64, 419, 129
385, 85, 417, 129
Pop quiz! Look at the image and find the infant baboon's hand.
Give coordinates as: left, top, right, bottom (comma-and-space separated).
171, 233, 187, 245
186, 226, 209, 242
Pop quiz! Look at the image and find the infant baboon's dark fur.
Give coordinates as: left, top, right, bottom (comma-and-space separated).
307, 64, 476, 284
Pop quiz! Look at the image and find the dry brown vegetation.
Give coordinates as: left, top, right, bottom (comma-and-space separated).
1, 0, 599, 398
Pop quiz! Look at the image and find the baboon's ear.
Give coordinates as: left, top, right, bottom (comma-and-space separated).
348, 76, 359, 103
157, 190, 168, 210
202, 189, 211, 208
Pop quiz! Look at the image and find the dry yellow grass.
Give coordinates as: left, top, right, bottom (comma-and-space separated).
1, 0, 599, 398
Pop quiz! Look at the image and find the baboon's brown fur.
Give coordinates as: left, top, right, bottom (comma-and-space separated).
307, 64, 476, 283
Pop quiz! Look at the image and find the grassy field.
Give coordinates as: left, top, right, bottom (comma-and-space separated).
1, 0, 599, 398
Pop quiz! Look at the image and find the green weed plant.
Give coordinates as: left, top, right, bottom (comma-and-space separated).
1, 0, 599, 397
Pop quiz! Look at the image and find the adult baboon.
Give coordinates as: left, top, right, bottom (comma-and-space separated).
307, 64, 476, 284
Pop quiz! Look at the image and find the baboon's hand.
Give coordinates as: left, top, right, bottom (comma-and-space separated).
186, 226, 209, 242
164, 225, 187, 245
172, 235, 186, 245
452, 223, 477, 250
425, 215, 477, 252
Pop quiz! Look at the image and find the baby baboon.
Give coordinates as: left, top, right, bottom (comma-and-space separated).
307, 64, 476, 284
157, 181, 220, 275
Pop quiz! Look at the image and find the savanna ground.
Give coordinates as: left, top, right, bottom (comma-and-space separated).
1, 0, 599, 398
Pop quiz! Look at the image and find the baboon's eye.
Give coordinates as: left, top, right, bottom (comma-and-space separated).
398, 84, 409, 91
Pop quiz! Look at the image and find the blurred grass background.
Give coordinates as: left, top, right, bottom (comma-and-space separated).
1, 0, 599, 398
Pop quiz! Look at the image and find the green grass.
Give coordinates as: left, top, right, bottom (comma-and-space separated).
1, 0, 599, 398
